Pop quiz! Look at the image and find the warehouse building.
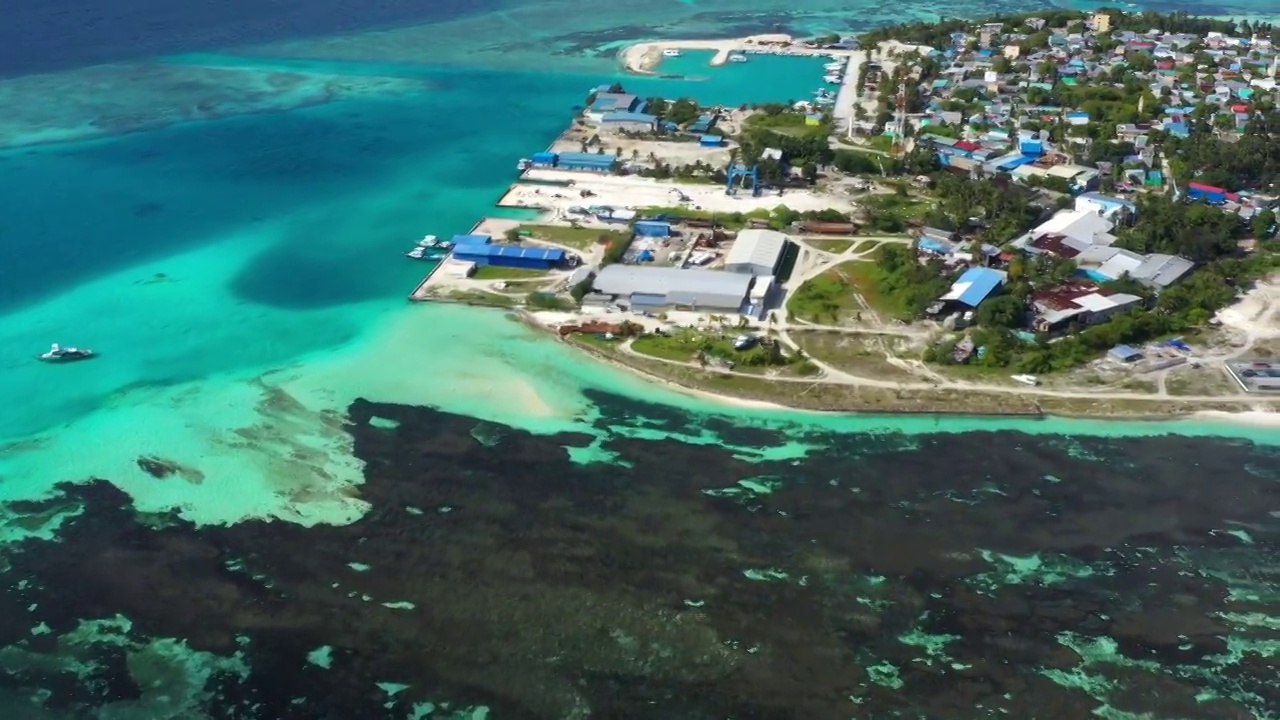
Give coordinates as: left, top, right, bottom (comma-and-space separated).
725, 229, 790, 276
554, 152, 618, 172
600, 111, 657, 133
589, 265, 762, 315
451, 244, 565, 270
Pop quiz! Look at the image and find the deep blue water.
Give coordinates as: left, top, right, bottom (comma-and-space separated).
0, 0, 510, 77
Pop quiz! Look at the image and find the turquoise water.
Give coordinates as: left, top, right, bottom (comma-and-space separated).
0, 2, 1277, 530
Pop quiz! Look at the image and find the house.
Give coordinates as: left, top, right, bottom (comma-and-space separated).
1109, 345, 1143, 362
937, 267, 1007, 309
1075, 193, 1137, 222
1018, 208, 1117, 253
1030, 283, 1143, 332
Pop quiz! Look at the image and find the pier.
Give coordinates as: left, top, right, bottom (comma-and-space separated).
831, 53, 863, 123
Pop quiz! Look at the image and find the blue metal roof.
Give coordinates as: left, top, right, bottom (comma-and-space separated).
451, 234, 492, 246
1109, 344, 1141, 359
555, 152, 616, 166
453, 244, 565, 262
952, 268, 1005, 307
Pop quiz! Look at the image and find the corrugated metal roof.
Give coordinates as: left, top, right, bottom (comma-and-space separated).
594, 265, 752, 299
940, 267, 1006, 307
556, 152, 617, 166
453, 244, 565, 261
726, 229, 789, 272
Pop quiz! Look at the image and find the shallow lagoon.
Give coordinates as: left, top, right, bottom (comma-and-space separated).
0, 1, 1278, 716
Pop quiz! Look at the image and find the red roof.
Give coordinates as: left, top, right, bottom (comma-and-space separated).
1231, 103, 1249, 113
1033, 282, 1104, 311
1188, 181, 1227, 193
954, 140, 980, 151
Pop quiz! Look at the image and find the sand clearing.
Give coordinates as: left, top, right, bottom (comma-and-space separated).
509, 169, 844, 214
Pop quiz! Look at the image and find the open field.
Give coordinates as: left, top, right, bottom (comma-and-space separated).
790, 332, 920, 379
786, 262, 868, 323
517, 223, 630, 251
471, 266, 551, 280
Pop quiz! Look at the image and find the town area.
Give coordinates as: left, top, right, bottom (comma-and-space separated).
404, 10, 1280, 417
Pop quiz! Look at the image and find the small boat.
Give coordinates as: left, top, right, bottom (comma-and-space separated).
418, 235, 440, 247
38, 343, 95, 363
1011, 374, 1039, 386
824, 61, 844, 70
824, 74, 842, 84
728, 53, 748, 63
517, 158, 531, 171
405, 247, 427, 259
663, 49, 682, 57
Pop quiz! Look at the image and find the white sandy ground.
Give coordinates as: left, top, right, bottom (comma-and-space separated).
621, 34, 801, 73
1192, 409, 1280, 427
508, 169, 844, 214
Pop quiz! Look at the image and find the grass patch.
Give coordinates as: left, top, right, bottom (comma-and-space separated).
471, 266, 551, 280
632, 329, 809, 370
791, 332, 918, 379
519, 224, 629, 250
850, 240, 880, 254
788, 264, 863, 323
803, 238, 857, 253
631, 334, 701, 362
440, 290, 518, 308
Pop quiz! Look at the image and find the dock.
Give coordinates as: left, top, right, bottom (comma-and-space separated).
406, 217, 525, 301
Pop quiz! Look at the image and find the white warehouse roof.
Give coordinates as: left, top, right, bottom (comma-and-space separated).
726, 229, 789, 271
594, 265, 753, 299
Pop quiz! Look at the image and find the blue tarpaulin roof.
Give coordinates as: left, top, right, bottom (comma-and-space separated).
453, 244, 565, 262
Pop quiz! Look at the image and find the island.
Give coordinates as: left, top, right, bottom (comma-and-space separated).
405, 9, 1280, 419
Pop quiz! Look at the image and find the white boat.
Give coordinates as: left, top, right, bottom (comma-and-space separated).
417, 234, 439, 247
1011, 374, 1039, 386
517, 158, 531, 171
663, 49, 682, 57
405, 247, 426, 259
824, 61, 844, 70
728, 53, 748, 63
824, 74, 842, 84
38, 343, 95, 363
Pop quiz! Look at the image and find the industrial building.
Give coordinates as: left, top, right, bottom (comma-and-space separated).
584, 92, 645, 122
600, 111, 657, 132
725, 229, 790, 276
589, 265, 762, 315
549, 152, 618, 172
451, 244, 565, 269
